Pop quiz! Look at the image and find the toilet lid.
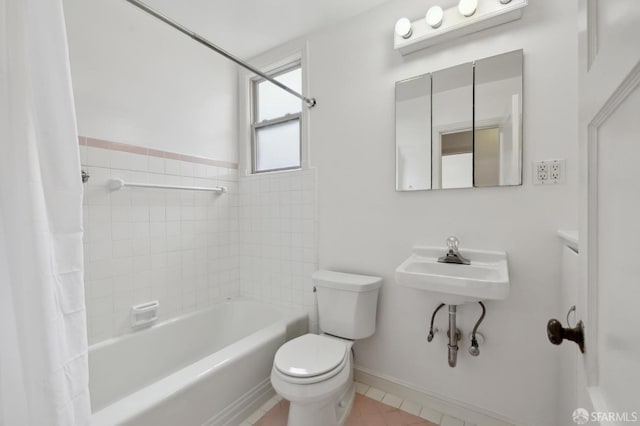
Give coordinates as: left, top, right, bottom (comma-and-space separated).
274, 334, 348, 378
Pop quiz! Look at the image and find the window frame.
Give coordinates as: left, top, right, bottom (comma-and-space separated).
250, 62, 303, 174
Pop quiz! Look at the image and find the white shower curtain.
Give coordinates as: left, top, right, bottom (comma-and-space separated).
0, 0, 91, 424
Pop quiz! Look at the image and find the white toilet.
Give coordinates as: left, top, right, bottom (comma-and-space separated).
270, 270, 382, 426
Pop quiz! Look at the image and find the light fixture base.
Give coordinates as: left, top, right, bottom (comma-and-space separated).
394, 0, 528, 55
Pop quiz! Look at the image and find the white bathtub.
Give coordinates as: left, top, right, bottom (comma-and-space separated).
89, 298, 308, 426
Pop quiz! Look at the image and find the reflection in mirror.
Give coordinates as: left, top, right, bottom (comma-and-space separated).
432, 63, 473, 189
474, 50, 523, 187
440, 130, 472, 189
395, 74, 431, 191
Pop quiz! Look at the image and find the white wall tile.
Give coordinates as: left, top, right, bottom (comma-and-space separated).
89, 221, 112, 242
83, 148, 239, 344
148, 157, 165, 174
238, 171, 317, 322
164, 159, 182, 176
150, 207, 166, 222
111, 151, 148, 172
112, 239, 133, 258
86, 147, 110, 168
112, 222, 133, 240
179, 161, 195, 177
80, 145, 88, 165
90, 240, 113, 261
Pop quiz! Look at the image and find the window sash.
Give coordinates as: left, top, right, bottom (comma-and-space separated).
251, 114, 302, 174
250, 62, 303, 174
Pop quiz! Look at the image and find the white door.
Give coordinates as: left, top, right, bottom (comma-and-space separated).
577, 0, 640, 424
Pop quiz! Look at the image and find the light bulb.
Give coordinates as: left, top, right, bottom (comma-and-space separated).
394, 17, 413, 39
425, 6, 444, 28
458, 0, 478, 17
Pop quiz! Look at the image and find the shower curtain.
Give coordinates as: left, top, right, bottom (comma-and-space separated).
0, 0, 91, 424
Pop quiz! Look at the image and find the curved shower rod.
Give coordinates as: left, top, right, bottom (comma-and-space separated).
123, 0, 317, 108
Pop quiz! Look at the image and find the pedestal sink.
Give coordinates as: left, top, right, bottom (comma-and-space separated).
395, 245, 509, 304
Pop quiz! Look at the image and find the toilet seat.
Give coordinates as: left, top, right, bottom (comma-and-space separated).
274, 334, 349, 384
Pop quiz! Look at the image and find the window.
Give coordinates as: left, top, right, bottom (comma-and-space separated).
251, 64, 302, 173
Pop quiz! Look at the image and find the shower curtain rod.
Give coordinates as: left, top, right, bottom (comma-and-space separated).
124, 0, 317, 108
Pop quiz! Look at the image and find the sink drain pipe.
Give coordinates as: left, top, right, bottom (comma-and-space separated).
448, 305, 458, 367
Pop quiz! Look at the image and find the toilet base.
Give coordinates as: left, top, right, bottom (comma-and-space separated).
287, 382, 355, 426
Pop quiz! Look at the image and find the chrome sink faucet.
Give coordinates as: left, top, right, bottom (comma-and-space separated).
438, 236, 470, 265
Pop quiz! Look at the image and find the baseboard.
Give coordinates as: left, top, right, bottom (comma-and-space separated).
354, 367, 525, 426
205, 378, 275, 426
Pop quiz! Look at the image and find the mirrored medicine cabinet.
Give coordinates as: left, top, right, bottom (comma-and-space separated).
395, 49, 523, 191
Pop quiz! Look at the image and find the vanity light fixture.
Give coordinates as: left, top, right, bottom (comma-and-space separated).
458, 0, 478, 17
395, 17, 413, 39
425, 6, 444, 29
394, 0, 527, 55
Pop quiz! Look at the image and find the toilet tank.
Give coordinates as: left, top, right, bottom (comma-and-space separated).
313, 270, 382, 340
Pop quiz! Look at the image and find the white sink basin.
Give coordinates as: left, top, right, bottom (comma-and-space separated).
395, 246, 509, 305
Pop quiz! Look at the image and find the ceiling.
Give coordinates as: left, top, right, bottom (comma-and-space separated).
143, 0, 394, 58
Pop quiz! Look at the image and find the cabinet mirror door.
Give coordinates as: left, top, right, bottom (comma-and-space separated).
474, 50, 523, 187
432, 62, 474, 190
395, 74, 432, 191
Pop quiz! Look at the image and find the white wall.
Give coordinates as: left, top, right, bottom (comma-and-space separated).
251, 0, 578, 424
63, 0, 238, 161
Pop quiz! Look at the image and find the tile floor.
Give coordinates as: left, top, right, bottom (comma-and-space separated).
240, 382, 473, 426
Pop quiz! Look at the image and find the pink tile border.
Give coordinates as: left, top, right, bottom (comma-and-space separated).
79, 136, 238, 170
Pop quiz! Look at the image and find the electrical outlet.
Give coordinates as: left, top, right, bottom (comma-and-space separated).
533, 160, 565, 184
549, 159, 565, 183
534, 161, 549, 184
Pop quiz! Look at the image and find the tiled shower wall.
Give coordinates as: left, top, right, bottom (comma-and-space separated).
81, 136, 318, 343
238, 170, 319, 331
80, 138, 239, 344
